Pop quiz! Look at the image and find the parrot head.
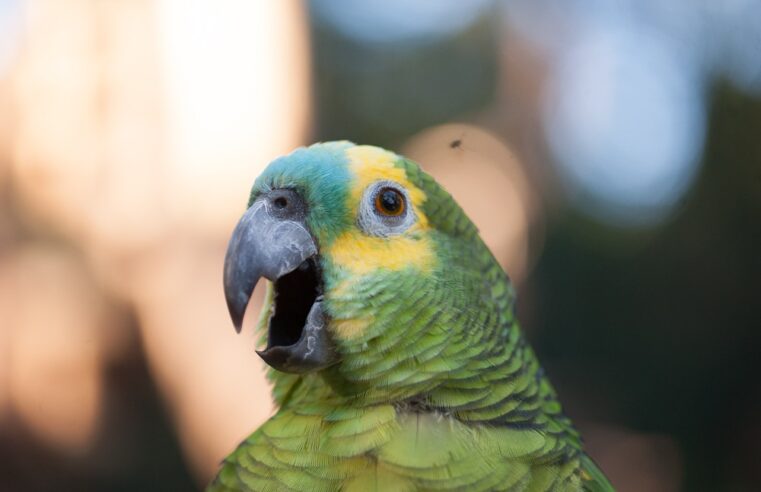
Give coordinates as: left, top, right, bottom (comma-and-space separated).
224, 141, 514, 399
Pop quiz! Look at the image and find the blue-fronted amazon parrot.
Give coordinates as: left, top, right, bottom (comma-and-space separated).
210, 142, 613, 491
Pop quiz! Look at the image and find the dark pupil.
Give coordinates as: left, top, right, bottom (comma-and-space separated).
380, 189, 401, 213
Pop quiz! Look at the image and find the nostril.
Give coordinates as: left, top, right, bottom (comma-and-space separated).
268, 189, 305, 217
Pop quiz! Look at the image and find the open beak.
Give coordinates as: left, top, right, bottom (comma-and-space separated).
223, 191, 338, 373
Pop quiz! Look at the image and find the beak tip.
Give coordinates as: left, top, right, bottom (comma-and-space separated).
224, 290, 247, 334
227, 301, 246, 334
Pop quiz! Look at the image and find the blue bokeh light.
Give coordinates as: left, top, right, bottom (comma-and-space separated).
310, 0, 494, 44
543, 20, 706, 226
505, 0, 761, 227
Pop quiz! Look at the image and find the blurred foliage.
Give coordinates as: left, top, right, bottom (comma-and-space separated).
309, 8, 499, 148
529, 83, 761, 491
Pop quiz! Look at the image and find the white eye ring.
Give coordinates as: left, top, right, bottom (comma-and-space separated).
357, 180, 416, 237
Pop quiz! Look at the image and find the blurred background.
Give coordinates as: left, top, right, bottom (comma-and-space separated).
0, 1, 759, 491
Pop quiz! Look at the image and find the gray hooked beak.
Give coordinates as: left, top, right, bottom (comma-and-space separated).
223, 189, 338, 373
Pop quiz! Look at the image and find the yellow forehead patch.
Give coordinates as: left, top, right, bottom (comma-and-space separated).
325, 145, 434, 276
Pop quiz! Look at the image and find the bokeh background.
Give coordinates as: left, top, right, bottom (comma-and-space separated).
1, 1, 760, 491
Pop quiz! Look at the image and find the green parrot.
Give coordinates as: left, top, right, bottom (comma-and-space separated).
210, 141, 613, 491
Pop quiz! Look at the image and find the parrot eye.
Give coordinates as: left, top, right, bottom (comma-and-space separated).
374, 187, 405, 216
357, 181, 416, 237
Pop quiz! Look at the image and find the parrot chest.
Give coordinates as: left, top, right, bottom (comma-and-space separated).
213, 407, 582, 491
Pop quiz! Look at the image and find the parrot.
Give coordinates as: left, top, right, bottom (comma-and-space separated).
210, 141, 613, 491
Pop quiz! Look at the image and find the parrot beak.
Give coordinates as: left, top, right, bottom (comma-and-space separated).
223, 190, 338, 373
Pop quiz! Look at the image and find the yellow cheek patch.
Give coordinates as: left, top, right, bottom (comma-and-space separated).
329, 230, 435, 276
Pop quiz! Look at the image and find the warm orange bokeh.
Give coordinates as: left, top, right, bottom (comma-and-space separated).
3, 0, 311, 482
403, 123, 540, 285
4, 247, 107, 454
